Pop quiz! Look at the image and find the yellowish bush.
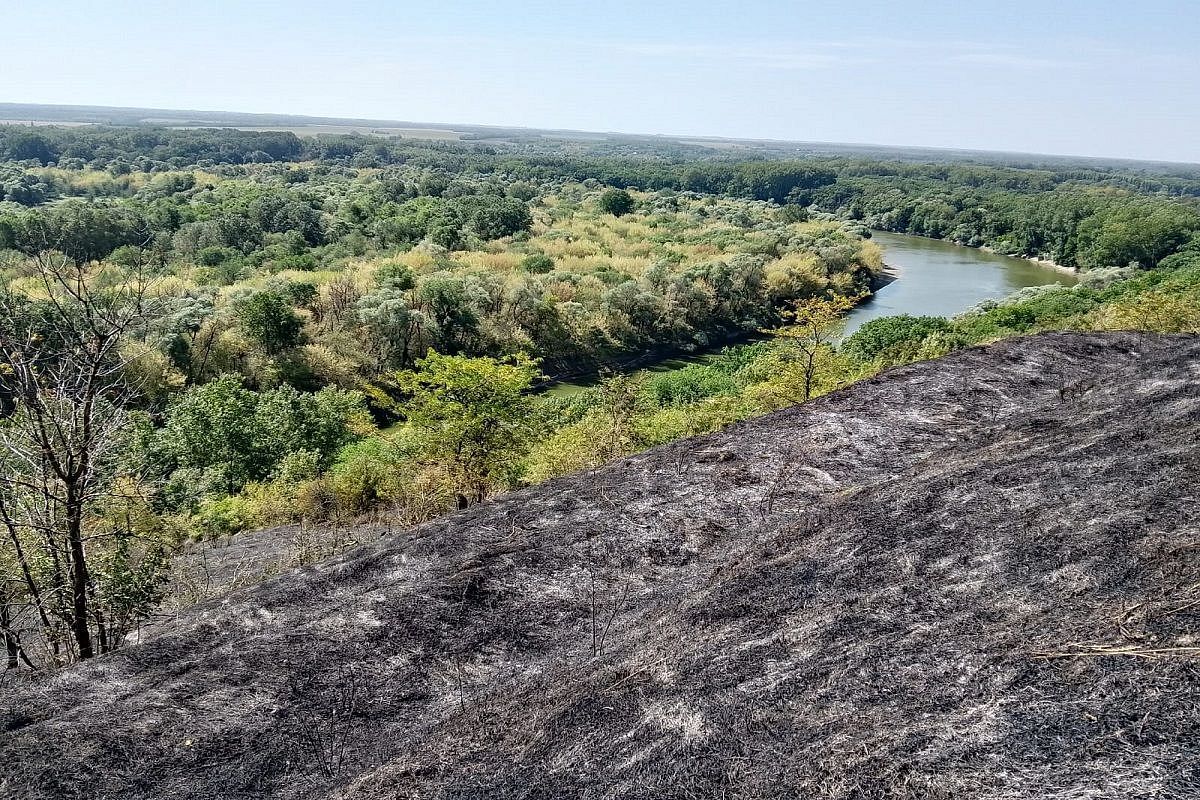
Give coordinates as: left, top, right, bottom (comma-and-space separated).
1093, 291, 1200, 333
121, 341, 186, 404
859, 240, 885, 273
634, 396, 751, 447
299, 343, 362, 388
459, 251, 523, 272
524, 415, 615, 483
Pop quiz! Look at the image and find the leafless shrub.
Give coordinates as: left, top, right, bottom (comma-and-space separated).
284, 662, 362, 781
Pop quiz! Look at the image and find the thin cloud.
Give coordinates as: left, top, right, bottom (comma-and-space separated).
602, 37, 1093, 72
607, 40, 869, 70
948, 50, 1084, 70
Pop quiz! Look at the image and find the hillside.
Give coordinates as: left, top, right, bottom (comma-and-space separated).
2, 331, 1199, 799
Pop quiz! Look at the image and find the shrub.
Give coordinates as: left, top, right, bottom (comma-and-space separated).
327, 437, 411, 512
1094, 290, 1200, 333
841, 315, 952, 362
237, 291, 304, 354
520, 253, 556, 274
524, 414, 614, 483
376, 261, 416, 290
598, 188, 635, 217
275, 449, 323, 483
644, 364, 738, 407
295, 478, 338, 521
193, 495, 256, 539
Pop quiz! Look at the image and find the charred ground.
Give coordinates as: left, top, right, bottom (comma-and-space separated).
2, 332, 1199, 799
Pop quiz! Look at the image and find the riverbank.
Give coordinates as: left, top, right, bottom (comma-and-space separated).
534, 327, 764, 394
979, 245, 1079, 275
541, 231, 1077, 396
539, 268, 893, 395
875, 263, 902, 284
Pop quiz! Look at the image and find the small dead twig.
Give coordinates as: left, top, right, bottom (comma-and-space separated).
596, 583, 631, 657
1031, 644, 1200, 661
587, 572, 631, 657
602, 654, 672, 694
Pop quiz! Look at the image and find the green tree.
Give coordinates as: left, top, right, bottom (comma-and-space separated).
357, 289, 425, 369
3, 132, 54, 164
416, 276, 478, 353
162, 378, 366, 495
520, 253, 556, 274
771, 294, 860, 402
237, 291, 303, 354
397, 353, 540, 505
162, 376, 263, 492
598, 188, 635, 217
468, 197, 532, 240
376, 261, 416, 290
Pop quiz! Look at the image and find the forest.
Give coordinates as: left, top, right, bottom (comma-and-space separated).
1, 122, 1199, 668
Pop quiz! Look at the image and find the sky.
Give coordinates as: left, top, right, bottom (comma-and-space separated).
5, 0, 1199, 163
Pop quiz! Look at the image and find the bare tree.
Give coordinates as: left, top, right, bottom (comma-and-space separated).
0, 251, 154, 662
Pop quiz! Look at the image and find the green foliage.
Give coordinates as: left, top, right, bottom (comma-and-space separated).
6, 118, 1200, 670
644, 364, 738, 406
416, 275, 479, 353
520, 253, 556, 274
634, 394, 753, 447
317, 433, 456, 523
2, 200, 149, 264
193, 494, 258, 538
327, 437, 411, 512
468, 196, 533, 240
376, 261, 416, 290
841, 315, 953, 362
161, 376, 366, 495
598, 188, 635, 216
197, 246, 238, 267
1075, 202, 1200, 268
237, 291, 303, 354
160, 376, 260, 491
397, 352, 540, 502
812, 167, 1200, 269
770, 294, 861, 401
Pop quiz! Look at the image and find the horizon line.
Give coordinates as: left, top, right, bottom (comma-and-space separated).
2, 100, 1197, 169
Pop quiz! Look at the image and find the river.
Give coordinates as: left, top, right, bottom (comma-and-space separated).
843, 231, 1079, 337
546, 232, 1079, 396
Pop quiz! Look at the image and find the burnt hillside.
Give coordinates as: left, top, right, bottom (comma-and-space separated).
2, 332, 1199, 800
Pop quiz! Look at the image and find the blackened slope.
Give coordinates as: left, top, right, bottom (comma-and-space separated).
2, 332, 1198, 800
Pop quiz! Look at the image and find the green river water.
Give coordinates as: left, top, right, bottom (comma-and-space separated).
546, 232, 1080, 397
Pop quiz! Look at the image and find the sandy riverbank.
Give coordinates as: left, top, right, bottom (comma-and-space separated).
979, 246, 1079, 275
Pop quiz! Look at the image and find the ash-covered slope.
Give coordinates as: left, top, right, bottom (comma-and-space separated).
3, 332, 1200, 800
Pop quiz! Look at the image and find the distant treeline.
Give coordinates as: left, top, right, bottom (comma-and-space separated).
2, 124, 1200, 269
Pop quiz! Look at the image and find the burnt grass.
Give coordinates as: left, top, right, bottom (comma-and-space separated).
3, 331, 1200, 799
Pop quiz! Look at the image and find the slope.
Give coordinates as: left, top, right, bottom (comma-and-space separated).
2, 332, 1199, 800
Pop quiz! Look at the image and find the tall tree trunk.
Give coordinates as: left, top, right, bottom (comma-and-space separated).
1, 587, 19, 669
93, 593, 109, 654
66, 496, 94, 660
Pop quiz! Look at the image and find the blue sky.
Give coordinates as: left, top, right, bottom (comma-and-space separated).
6, 1, 1198, 162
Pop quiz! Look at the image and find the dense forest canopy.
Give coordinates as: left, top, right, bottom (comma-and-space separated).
3, 123, 1198, 269
1, 120, 1198, 668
